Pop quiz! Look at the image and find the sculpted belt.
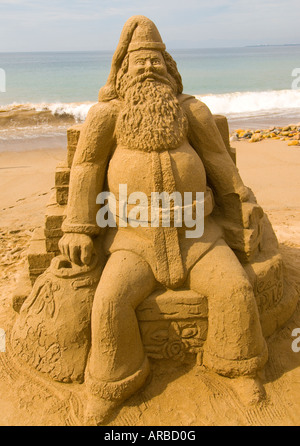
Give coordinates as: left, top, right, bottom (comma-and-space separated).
144, 151, 214, 288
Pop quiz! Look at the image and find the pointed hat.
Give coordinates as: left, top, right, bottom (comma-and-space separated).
98, 16, 166, 101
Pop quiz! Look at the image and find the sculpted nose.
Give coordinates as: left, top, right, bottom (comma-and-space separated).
145, 60, 154, 71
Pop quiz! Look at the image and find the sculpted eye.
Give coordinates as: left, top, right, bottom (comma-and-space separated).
135, 59, 145, 65
152, 59, 162, 65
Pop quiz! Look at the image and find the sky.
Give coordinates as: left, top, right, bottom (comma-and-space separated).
0, 0, 300, 52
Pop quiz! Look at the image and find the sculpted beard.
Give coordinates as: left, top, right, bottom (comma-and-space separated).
115, 71, 188, 152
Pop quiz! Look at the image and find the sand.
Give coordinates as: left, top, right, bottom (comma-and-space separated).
0, 139, 300, 426
235, 140, 300, 246
0, 148, 67, 228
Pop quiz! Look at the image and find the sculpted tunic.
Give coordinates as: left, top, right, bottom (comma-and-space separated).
104, 140, 221, 288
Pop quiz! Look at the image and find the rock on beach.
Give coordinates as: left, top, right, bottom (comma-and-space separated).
231, 125, 300, 146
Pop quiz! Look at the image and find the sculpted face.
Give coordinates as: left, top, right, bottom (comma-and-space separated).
115, 47, 188, 152
128, 49, 168, 80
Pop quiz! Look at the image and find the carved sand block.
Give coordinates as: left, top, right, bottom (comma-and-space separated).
137, 289, 208, 362
243, 215, 298, 337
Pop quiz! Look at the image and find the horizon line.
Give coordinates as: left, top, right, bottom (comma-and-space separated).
1, 43, 300, 54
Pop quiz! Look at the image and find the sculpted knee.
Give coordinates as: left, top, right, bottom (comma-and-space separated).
93, 285, 125, 315
228, 274, 252, 294
213, 274, 254, 303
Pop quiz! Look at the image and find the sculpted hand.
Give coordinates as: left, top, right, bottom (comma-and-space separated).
58, 233, 94, 266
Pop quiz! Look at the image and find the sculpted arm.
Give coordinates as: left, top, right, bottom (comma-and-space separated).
59, 101, 117, 264
182, 96, 264, 259
182, 96, 249, 203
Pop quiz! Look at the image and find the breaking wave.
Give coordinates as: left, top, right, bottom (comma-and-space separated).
0, 101, 95, 141
196, 89, 300, 118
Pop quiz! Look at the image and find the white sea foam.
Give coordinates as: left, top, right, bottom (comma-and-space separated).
196, 89, 300, 117
0, 102, 96, 141
0, 101, 95, 122
0, 125, 68, 141
36, 101, 95, 121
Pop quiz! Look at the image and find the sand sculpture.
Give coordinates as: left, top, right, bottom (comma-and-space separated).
11, 16, 298, 425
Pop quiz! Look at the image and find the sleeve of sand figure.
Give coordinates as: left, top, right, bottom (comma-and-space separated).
62, 102, 117, 236
182, 96, 264, 258
182, 96, 249, 202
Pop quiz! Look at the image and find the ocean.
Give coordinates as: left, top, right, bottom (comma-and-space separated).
1, 45, 300, 151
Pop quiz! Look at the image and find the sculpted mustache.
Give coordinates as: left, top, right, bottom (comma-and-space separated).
127, 72, 173, 89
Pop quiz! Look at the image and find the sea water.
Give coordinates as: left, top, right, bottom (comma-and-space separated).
0, 45, 300, 148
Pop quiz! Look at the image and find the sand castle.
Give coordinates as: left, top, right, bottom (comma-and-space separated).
10, 16, 298, 425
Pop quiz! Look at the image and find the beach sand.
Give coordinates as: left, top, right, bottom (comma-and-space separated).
0, 148, 66, 228
0, 139, 300, 425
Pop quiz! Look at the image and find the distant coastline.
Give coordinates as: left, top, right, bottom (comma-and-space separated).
245, 43, 300, 47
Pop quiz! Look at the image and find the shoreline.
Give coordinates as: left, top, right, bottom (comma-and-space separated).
227, 116, 300, 132
0, 121, 300, 153
0, 134, 67, 153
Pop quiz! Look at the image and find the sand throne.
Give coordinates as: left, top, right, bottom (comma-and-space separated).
12, 115, 298, 383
